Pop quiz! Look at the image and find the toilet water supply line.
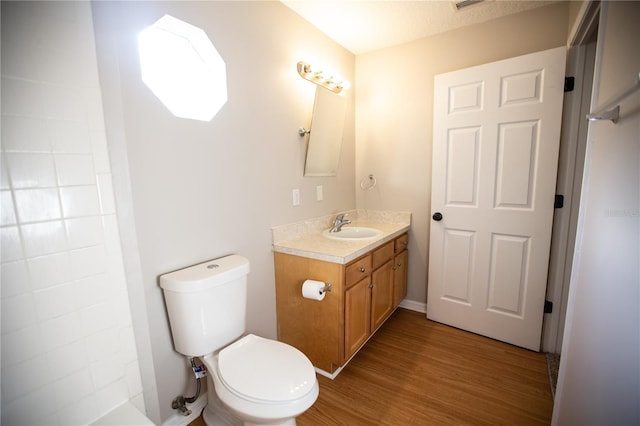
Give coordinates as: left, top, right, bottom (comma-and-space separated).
172, 357, 206, 416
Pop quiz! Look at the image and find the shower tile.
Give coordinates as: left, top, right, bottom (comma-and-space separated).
27, 252, 72, 291
102, 215, 123, 255
49, 120, 91, 154
48, 340, 88, 381
55, 154, 96, 186
52, 368, 94, 408
86, 87, 107, 132
59, 185, 100, 218
90, 355, 125, 389
1, 324, 42, 367
91, 380, 131, 422
20, 220, 67, 258
1, 226, 24, 263
91, 130, 111, 173
5, 152, 57, 188
79, 302, 116, 336
42, 83, 87, 122
125, 360, 143, 395
55, 395, 98, 426
85, 328, 119, 362
1, 190, 17, 226
39, 312, 81, 352
1, 352, 54, 402
113, 289, 133, 327
33, 281, 78, 321
97, 174, 116, 214
66, 216, 104, 249
1, 77, 45, 117
71, 245, 106, 279
0, 260, 30, 298
117, 326, 138, 364
75, 273, 110, 307
13, 188, 62, 223
1, 292, 36, 334
0, 155, 10, 190
1, 115, 50, 153
5, 384, 58, 425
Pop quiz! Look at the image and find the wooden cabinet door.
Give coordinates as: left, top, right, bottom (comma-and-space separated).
345, 276, 371, 360
393, 250, 408, 308
371, 259, 394, 331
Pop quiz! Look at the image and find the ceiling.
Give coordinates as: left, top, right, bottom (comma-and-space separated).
281, 0, 558, 55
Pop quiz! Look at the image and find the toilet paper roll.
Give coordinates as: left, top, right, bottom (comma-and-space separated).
302, 279, 327, 301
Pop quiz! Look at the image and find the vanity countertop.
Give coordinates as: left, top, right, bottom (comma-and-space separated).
272, 220, 410, 264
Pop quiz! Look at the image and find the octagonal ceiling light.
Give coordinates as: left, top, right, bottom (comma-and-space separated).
138, 15, 227, 122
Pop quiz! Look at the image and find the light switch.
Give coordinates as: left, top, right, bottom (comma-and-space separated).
316, 185, 323, 201
292, 189, 300, 206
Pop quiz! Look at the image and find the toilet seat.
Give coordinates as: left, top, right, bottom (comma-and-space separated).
217, 334, 317, 403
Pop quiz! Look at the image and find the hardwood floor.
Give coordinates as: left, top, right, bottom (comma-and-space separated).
299, 308, 552, 425
191, 308, 553, 425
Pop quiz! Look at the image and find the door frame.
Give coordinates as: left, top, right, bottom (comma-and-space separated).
541, 0, 600, 354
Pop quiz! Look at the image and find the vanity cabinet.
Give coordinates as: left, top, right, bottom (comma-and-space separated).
392, 234, 409, 307
274, 233, 408, 374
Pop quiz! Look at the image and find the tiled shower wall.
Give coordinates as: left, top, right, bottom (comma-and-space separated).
1, 2, 144, 424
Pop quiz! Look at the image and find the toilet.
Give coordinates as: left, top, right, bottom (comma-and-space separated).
159, 255, 319, 426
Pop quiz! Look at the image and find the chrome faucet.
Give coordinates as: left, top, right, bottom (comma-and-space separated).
330, 213, 351, 232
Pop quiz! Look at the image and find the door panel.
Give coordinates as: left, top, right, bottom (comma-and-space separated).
446, 127, 480, 205
428, 47, 566, 351
371, 260, 393, 331
345, 277, 371, 360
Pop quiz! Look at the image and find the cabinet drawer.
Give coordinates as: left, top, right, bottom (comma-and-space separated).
346, 255, 371, 288
394, 234, 408, 253
372, 241, 394, 269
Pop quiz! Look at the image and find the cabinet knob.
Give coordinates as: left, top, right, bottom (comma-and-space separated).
368, 284, 374, 289
392, 265, 398, 270
359, 267, 366, 273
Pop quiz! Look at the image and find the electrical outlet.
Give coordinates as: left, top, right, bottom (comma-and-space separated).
292, 189, 300, 206
316, 185, 323, 201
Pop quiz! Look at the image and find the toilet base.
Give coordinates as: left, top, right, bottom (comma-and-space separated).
202, 394, 241, 426
202, 386, 297, 426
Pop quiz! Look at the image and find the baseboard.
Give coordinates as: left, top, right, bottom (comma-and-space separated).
162, 393, 207, 426
399, 299, 426, 314
314, 366, 343, 380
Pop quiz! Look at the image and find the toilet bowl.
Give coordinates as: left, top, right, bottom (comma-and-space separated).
159, 255, 319, 425
201, 334, 319, 425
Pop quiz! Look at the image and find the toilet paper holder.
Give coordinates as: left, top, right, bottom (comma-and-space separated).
320, 283, 332, 293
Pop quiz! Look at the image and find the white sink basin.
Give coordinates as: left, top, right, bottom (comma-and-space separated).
323, 227, 383, 241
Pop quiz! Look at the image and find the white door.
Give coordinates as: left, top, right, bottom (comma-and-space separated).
427, 47, 566, 351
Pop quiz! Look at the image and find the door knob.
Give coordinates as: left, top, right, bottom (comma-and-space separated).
432, 212, 443, 221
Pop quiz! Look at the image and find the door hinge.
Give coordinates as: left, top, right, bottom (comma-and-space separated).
544, 300, 553, 314
564, 76, 575, 92
555, 194, 564, 209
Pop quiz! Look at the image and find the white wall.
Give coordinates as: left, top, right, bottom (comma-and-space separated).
553, 2, 640, 424
0, 2, 145, 424
355, 3, 569, 307
91, 1, 355, 422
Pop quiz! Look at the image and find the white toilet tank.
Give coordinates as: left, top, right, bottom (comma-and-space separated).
159, 255, 250, 357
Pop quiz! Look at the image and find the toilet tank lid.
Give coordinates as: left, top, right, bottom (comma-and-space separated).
159, 255, 250, 293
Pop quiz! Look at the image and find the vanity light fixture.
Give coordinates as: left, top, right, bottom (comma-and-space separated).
297, 61, 349, 94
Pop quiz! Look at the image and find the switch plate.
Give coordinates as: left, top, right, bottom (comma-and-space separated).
292, 189, 300, 206
316, 185, 323, 201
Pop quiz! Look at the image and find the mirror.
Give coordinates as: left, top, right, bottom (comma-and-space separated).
304, 87, 347, 176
